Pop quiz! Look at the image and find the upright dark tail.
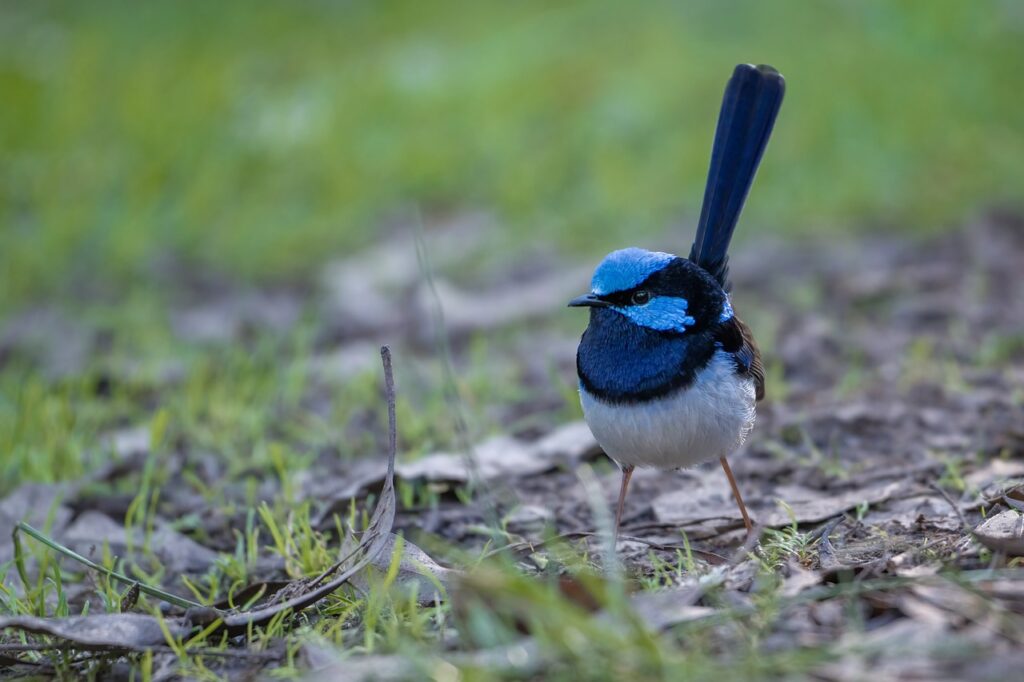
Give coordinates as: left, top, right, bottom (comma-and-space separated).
689, 64, 785, 289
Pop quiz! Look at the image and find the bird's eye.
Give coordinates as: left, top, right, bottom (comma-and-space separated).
631, 290, 650, 305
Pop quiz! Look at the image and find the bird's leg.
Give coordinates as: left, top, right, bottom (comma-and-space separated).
614, 464, 635, 541
719, 456, 753, 532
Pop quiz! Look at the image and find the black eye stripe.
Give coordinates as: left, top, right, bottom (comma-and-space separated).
600, 287, 654, 308
602, 290, 636, 307
598, 257, 689, 306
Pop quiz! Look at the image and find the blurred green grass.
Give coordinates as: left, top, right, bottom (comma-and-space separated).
2, 0, 1022, 310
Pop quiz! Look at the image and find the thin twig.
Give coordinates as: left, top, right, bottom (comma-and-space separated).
730, 523, 765, 565
816, 515, 845, 570
1003, 488, 1024, 513
931, 482, 972, 533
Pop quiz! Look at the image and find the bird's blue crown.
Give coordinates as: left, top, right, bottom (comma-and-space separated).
591, 248, 675, 296
587, 248, 730, 333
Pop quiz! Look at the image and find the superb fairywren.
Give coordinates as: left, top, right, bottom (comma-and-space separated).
569, 64, 784, 537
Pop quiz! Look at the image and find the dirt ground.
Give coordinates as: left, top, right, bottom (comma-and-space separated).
1, 211, 1023, 679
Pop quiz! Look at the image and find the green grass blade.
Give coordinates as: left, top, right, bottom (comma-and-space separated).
14, 522, 203, 610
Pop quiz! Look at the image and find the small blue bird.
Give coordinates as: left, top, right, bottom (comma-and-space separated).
569, 64, 784, 537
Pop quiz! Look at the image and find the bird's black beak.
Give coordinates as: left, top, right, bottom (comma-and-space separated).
568, 293, 611, 308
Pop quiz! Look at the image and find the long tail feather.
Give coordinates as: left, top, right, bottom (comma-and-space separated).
689, 64, 785, 289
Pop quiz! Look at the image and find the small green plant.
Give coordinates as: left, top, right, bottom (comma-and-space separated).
937, 454, 967, 493
758, 504, 816, 569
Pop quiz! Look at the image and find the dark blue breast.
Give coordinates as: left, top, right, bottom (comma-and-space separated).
576, 308, 716, 404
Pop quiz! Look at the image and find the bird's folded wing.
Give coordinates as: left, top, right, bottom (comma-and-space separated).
714, 315, 765, 401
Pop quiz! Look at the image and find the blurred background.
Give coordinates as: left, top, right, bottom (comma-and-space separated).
1, 0, 1023, 488
3, 0, 1022, 305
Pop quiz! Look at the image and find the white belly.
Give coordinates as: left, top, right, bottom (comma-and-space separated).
579, 351, 756, 469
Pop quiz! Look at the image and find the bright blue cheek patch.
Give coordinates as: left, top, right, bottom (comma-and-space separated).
591, 248, 675, 295
615, 296, 695, 332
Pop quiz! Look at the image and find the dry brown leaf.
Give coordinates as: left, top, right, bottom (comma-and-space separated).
306, 420, 598, 522
652, 472, 908, 528
398, 421, 597, 484
0, 614, 189, 651
973, 510, 1024, 556
61, 510, 219, 574
762, 481, 908, 527
357, 533, 459, 605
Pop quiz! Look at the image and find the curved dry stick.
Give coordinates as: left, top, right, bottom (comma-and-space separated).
1, 346, 402, 651
214, 346, 399, 635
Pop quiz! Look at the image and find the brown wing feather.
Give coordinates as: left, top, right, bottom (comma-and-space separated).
735, 316, 765, 401
714, 315, 765, 402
